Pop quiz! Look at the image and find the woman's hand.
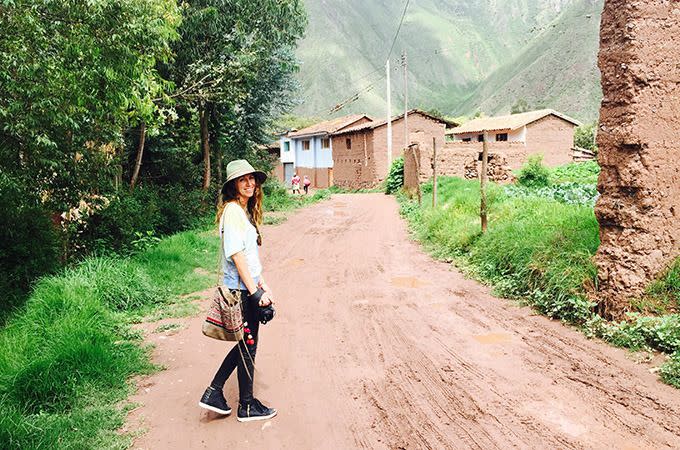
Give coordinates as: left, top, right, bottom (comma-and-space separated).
259, 291, 273, 307
258, 280, 274, 305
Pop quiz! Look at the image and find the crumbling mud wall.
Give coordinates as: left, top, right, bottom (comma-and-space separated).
595, 0, 680, 318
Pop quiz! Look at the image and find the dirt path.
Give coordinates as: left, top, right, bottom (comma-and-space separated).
127, 194, 680, 449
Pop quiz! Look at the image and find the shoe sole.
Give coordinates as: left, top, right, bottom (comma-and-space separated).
236, 410, 277, 422
198, 401, 232, 415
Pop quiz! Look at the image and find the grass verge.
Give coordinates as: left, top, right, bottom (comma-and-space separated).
0, 226, 218, 449
0, 185, 329, 448
397, 173, 679, 388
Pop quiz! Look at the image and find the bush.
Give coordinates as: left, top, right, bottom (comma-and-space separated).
646, 258, 680, 311
661, 351, 680, 388
574, 121, 598, 153
517, 155, 550, 188
385, 157, 404, 194
0, 174, 60, 318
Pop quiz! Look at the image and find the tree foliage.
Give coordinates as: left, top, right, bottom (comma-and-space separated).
0, 0, 308, 312
574, 121, 598, 153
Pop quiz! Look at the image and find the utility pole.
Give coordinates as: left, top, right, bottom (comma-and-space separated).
432, 137, 437, 207
386, 58, 393, 170
480, 131, 489, 233
402, 51, 408, 151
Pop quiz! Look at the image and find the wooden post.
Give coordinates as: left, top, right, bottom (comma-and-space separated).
432, 137, 437, 207
480, 131, 488, 233
410, 144, 422, 206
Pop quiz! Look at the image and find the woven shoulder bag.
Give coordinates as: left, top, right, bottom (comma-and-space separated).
202, 209, 245, 342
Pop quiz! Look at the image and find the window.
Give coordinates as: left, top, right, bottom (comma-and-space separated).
462, 137, 472, 142
283, 141, 290, 152
321, 138, 330, 149
496, 133, 508, 142
477, 134, 484, 142
346, 138, 351, 149
302, 140, 310, 151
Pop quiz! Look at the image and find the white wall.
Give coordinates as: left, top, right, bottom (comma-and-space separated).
452, 129, 526, 143
293, 135, 334, 168
280, 137, 294, 163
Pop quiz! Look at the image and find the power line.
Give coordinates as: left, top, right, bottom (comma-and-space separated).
386, 0, 411, 60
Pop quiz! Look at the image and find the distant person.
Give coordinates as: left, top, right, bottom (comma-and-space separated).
199, 159, 277, 422
291, 173, 301, 195
303, 175, 311, 194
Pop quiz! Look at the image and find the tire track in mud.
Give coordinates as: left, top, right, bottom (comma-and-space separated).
128, 194, 680, 450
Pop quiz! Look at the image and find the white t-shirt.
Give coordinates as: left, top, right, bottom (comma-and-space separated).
220, 202, 262, 289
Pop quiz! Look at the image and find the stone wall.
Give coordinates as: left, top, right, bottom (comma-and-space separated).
594, 0, 680, 318
406, 138, 528, 184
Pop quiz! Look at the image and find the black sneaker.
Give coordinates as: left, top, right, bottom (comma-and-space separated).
237, 398, 277, 422
198, 386, 232, 415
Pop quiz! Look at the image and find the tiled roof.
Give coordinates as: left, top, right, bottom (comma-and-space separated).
331, 109, 458, 136
447, 109, 581, 135
287, 114, 372, 138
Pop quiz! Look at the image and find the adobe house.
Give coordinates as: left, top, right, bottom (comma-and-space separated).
277, 114, 372, 188
446, 109, 582, 167
330, 109, 458, 189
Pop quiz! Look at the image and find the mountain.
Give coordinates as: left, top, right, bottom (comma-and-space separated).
293, 0, 603, 122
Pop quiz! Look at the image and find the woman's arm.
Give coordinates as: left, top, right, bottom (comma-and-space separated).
232, 251, 272, 305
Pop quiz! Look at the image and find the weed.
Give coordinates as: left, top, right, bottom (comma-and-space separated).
516, 155, 551, 188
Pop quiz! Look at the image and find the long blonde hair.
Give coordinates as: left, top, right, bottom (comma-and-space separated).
216, 176, 264, 245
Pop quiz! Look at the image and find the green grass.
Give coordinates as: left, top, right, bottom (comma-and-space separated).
550, 160, 600, 184
0, 184, 331, 448
398, 172, 680, 387
0, 226, 219, 449
263, 180, 331, 212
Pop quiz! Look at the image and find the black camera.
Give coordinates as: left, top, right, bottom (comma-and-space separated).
258, 304, 275, 324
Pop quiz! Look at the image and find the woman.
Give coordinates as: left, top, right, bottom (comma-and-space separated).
199, 159, 277, 422
291, 173, 301, 195
303, 175, 311, 195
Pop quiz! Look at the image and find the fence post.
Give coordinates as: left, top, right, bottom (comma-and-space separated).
432, 137, 437, 207
480, 131, 488, 233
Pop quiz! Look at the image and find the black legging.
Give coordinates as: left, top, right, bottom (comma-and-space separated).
210, 290, 260, 405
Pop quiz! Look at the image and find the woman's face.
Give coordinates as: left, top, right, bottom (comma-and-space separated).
236, 173, 257, 199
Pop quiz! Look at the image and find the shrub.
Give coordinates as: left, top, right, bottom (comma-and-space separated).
385, 157, 404, 194
661, 351, 680, 388
646, 258, 680, 311
517, 155, 550, 188
0, 174, 60, 318
574, 121, 598, 153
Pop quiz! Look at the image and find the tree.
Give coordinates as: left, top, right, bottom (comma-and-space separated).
0, 0, 181, 210
166, 0, 306, 192
510, 98, 531, 114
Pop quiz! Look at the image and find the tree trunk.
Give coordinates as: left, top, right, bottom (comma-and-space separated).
199, 105, 211, 192
129, 122, 146, 191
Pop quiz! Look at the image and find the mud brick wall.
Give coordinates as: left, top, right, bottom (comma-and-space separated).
405, 138, 528, 184
332, 131, 376, 189
373, 114, 447, 184
595, 0, 680, 317
525, 116, 577, 167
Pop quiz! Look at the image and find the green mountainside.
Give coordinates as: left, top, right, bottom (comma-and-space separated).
294, 0, 603, 122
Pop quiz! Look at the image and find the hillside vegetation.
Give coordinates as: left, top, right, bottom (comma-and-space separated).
295, 0, 602, 122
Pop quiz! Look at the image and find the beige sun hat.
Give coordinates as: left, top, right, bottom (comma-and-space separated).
223, 159, 267, 191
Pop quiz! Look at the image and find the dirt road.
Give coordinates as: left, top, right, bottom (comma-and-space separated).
127, 194, 680, 449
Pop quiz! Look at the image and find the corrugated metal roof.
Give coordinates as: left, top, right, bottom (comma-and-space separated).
447, 109, 581, 135
332, 109, 459, 136
287, 114, 372, 138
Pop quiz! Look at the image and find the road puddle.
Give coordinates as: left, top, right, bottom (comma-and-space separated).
391, 276, 429, 288
285, 258, 305, 267
473, 333, 512, 344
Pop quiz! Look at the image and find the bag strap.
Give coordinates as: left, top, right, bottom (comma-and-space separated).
217, 203, 242, 288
